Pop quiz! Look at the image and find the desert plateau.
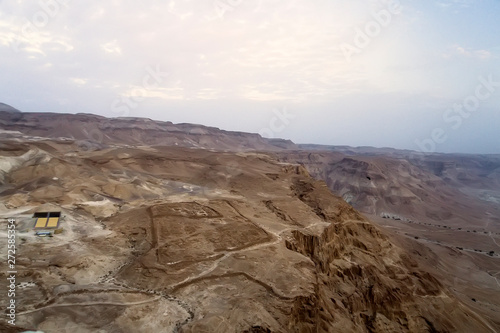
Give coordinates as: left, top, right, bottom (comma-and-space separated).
0, 107, 499, 332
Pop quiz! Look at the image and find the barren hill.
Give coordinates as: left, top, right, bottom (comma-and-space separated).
0, 108, 498, 332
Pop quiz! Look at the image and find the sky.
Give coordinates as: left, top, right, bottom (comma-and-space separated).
0, 0, 499, 153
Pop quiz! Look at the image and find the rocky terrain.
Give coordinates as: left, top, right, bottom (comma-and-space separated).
278, 146, 500, 330
0, 107, 499, 332
278, 146, 500, 227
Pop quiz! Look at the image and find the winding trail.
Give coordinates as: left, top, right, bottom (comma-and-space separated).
17, 296, 163, 316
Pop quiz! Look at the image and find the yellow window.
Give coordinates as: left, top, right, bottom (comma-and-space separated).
47, 217, 59, 228
35, 218, 48, 228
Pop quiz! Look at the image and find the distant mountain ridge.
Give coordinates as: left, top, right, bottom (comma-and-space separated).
0, 104, 296, 151
0, 103, 20, 113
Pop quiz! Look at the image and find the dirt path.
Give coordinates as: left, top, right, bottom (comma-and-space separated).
400, 233, 500, 260
17, 296, 163, 316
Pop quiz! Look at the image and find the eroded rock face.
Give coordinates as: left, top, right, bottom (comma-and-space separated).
0, 137, 493, 332
277, 148, 500, 331
283, 176, 490, 333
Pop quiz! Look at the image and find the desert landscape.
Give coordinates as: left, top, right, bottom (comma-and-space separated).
0, 106, 499, 332
2, 0, 499, 331
278, 146, 500, 330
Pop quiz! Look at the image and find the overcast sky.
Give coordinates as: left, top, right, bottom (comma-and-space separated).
1, 0, 499, 153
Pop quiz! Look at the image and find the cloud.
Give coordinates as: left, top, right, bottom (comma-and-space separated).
101, 40, 122, 55
475, 49, 493, 60
443, 45, 493, 60
0, 1, 412, 102
71, 78, 88, 86
122, 85, 185, 101
436, 0, 474, 9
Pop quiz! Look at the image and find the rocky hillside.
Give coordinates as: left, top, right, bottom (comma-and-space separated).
278, 147, 500, 331
0, 134, 495, 332
278, 149, 500, 228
